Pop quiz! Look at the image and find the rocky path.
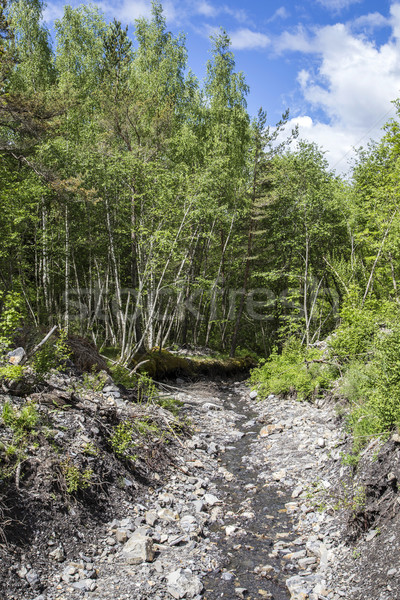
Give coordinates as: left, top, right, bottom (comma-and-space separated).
24, 379, 400, 600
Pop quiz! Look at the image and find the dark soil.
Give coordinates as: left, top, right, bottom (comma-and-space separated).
0, 370, 190, 599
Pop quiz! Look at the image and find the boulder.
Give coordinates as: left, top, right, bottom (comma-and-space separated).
122, 534, 154, 565
166, 568, 203, 599
7, 347, 26, 365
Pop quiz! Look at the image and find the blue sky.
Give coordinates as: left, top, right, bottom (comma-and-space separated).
43, 0, 400, 174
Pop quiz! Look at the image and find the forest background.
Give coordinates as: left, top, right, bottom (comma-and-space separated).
3, 0, 400, 450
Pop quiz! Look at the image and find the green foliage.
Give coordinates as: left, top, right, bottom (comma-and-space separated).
82, 442, 98, 456
137, 373, 157, 403
2, 400, 39, 440
109, 364, 138, 389
156, 396, 183, 416
328, 291, 394, 363
250, 338, 338, 401
82, 368, 108, 392
305, 478, 366, 516
0, 292, 24, 353
134, 417, 159, 436
31, 328, 72, 375
339, 324, 400, 451
30, 344, 55, 375
110, 421, 137, 461
0, 400, 39, 480
0, 364, 24, 381
61, 458, 93, 493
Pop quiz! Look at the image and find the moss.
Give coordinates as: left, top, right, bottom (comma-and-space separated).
130, 350, 256, 379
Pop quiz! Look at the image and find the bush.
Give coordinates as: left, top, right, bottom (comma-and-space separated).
339, 325, 400, 451
31, 328, 72, 375
156, 396, 183, 416
109, 364, 138, 389
2, 401, 39, 439
0, 364, 24, 382
250, 338, 338, 401
328, 291, 396, 363
110, 422, 137, 461
61, 458, 93, 494
0, 292, 24, 354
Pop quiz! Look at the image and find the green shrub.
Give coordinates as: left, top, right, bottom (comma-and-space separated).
328, 291, 396, 363
134, 417, 159, 436
250, 338, 338, 401
109, 364, 138, 389
156, 396, 183, 416
2, 401, 39, 440
0, 292, 24, 354
0, 365, 24, 381
82, 368, 108, 392
61, 458, 93, 493
31, 328, 72, 375
110, 422, 137, 461
339, 325, 400, 451
137, 373, 157, 403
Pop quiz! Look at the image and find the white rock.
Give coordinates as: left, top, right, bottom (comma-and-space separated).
221, 571, 235, 581
249, 391, 258, 400
292, 486, 304, 499
204, 493, 220, 506
122, 535, 154, 565
366, 529, 378, 542
225, 525, 237, 536
26, 569, 40, 586
7, 347, 26, 365
166, 568, 203, 599
49, 546, 65, 562
272, 469, 287, 481
306, 540, 328, 563
180, 515, 198, 533
145, 510, 158, 526
158, 508, 179, 522
193, 500, 204, 513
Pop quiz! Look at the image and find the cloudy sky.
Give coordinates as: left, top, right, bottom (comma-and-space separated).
43, 0, 400, 175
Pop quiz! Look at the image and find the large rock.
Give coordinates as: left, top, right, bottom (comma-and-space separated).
7, 347, 26, 365
122, 532, 154, 565
166, 568, 203, 599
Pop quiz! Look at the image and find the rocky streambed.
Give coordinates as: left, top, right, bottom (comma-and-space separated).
3, 377, 400, 600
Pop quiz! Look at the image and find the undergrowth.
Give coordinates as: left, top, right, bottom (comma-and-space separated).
251, 290, 400, 458
250, 337, 338, 401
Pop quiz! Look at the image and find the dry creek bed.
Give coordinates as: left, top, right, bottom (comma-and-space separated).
4, 378, 400, 600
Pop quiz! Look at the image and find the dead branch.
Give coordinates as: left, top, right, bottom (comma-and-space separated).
25, 325, 58, 362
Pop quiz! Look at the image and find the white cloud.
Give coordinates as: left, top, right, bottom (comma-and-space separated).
301, 23, 400, 129
286, 116, 393, 174
274, 27, 314, 53
274, 6, 400, 173
390, 2, 400, 39
268, 7, 290, 22
196, 1, 217, 17
351, 12, 389, 31
316, 0, 362, 11
223, 6, 251, 25
230, 28, 270, 50
43, 2, 65, 23
112, 0, 151, 23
